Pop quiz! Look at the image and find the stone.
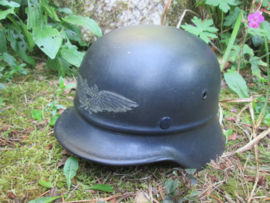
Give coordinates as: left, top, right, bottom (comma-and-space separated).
54, 0, 191, 42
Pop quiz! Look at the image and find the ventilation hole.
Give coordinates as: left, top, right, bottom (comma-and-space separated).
202, 90, 208, 101
40, 45, 44, 48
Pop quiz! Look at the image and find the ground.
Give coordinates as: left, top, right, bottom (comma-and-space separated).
0, 65, 270, 202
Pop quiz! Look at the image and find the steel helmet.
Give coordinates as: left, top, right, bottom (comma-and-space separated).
54, 25, 225, 169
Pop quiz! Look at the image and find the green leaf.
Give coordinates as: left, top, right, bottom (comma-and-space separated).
249, 56, 267, 79
164, 178, 178, 195
185, 169, 196, 174
38, 180, 53, 188
58, 8, 73, 15
0, 97, 3, 105
20, 20, 35, 51
63, 23, 87, 46
0, 1, 20, 7
60, 45, 84, 67
181, 16, 218, 44
59, 76, 64, 87
261, 21, 270, 40
224, 69, 249, 98
0, 29, 7, 53
252, 35, 264, 47
64, 156, 79, 190
27, 0, 44, 30
5, 25, 35, 66
221, 11, 242, 70
40, 0, 60, 22
62, 15, 102, 37
228, 44, 254, 62
205, 0, 237, 13
28, 196, 62, 203
90, 184, 114, 192
224, 7, 240, 26
0, 52, 16, 67
33, 26, 62, 59
0, 84, 5, 89
263, 114, 270, 125
224, 129, 233, 143
46, 55, 71, 77
31, 110, 43, 122
0, 8, 15, 20
49, 114, 60, 126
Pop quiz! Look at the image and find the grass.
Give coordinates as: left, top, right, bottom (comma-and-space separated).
0, 66, 270, 202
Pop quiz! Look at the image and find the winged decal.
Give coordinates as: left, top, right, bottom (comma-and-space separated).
77, 74, 139, 114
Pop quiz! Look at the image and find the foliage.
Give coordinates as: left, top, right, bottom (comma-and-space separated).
90, 184, 114, 192
38, 180, 54, 188
190, 0, 269, 99
28, 196, 62, 203
181, 16, 218, 43
64, 156, 79, 190
0, 0, 102, 77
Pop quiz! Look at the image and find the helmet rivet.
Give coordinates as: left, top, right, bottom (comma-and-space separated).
160, 117, 172, 130
202, 90, 208, 101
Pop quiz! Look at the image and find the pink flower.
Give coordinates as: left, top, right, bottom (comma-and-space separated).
248, 12, 264, 28
232, 108, 237, 113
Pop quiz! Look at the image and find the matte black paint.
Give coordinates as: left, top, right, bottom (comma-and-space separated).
54, 25, 225, 169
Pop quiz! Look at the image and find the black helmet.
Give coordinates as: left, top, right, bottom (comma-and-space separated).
54, 25, 225, 169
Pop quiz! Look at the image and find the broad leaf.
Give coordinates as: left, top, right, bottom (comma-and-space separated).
62, 15, 102, 37
28, 196, 61, 203
0, 8, 15, 20
38, 180, 53, 188
0, 84, 6, 89
63, 23, 87, 46
228, 44, 254, 62
261, 21, 270, 40
224, 69, 249, 98
206, 0, 237, 13
90, 184, 114, 192
60, 45, 84, 67
64, 156, 79, 190
185, 169, 196, 174
58, 8, 73, 15
31, 110, 43, 122
0, 52, 16, 67
27, 0, 44, 30
46, 55, 71, 76
252, 35, 264, 47
33, 26, 62, 59
0, 29, 7, 53
5, 25, 35, 65
263, 114, 270, 125
49, 114, 60, 126
224, 7, 240, 26
249, 56, 267, 79
181, 17, 218, 44
20, 20, 35, 51
0, 1, 20, 7
40, 0, 60, 22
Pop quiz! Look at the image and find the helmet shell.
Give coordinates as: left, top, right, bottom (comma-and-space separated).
54, 25, 225, 169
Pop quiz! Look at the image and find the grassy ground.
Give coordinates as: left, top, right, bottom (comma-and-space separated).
0, 65, 270, 203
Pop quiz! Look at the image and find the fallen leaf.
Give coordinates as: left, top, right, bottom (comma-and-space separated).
45, 143, 53, 150
246, 176, 266, 186
109, 197, 117, 203
35, 62, 46, 70
0, 124, 10, 132
62, 149, 73, 156
56, 155, 68, 168
135, 191, 149, 203
228, 133, 237, 140
7, 191, 16, 199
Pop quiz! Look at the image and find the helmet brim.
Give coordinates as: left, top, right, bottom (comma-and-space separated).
54, 106, 225, 169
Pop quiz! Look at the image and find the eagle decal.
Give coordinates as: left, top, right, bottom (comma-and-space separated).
77, 74, 139, 114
